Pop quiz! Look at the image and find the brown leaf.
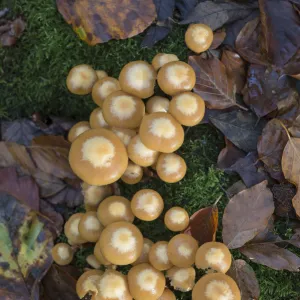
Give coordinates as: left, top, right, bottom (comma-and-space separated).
210, 29, 226, 50
0, 17, 26, 47
226, 180, 246, 198
32, 135, 71, 149
289, 228, 300, 248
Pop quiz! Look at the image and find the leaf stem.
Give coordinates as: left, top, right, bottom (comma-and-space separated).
235, 102, 248, 111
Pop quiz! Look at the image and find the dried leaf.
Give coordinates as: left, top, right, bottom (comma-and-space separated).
153, 0, 175, 21
210, 30, 226, 50
141, 23, 171, 48
0, 17, 26, 47
226, 180, 246, 198
289, 228, 300, 248
176, 0, 198, 20
277, 90, 300, 126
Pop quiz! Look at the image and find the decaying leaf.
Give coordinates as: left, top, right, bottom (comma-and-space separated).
226, 180, 246, 198
210, 29, 226, 50
153, 0, 175, 21
176, 0, 198, 20
0, 17, 26, 47
141, 23, 172, 48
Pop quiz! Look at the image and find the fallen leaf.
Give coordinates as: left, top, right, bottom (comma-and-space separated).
153, 0, 175, 21
289, 228, 300, 248
284, 49, 300, 76
32, 135, 71, 149
176, 0, 198, 20
210, 29, 226, 50
0, 17, 26, 47
141, 23, 172, 48
277, 90, 300, 126
226, 180, 246, 198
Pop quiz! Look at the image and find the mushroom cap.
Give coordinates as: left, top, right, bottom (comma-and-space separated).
111, 127, 136, 147
139, 112, 184, 153
92, 77, 121, 107
128, 263, 165, 300
195, 242, 232, 273
185, 24, 213, 54
131, 189, 164, 221
164, 206, 189, 232
158, 289, 176, 300
94, 240, 112, 265
97, 196, 135, 226
156, 153, 187, 183
99, 221, 143, 265
157, 61, 196, 96
167, 234, 198, 267
64, 213, 88, 244
119, 61, 156, 98
169, 92, 205, 126
89, 108, 109, 129
146, 96, 170, 114
67, 64, 97, 95
121, 161, 144, 185
132, 238, 154, 266
51, 243, 74, 266
152, 53, 179, 71
166, 266, 196, 292
96, 70, 108, 80
86, 254, 102, 269
192, 273, 241, 300
149, 241, 173, 271
78, 211, 103, 243
68, 121, 91, 143
69, 128, 128, 186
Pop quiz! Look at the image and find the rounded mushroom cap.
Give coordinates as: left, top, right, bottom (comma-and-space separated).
158, 288, 176, 300
99, 221, 143, 265
195, 242, 232, 273
167, 234, 198, 267
69, 128, 128, 186
111, 127, 136, 147
166, 266, 196, 292
67, 64, 97, 95
89, 108, 109, 129
185, 24, 213, 54
152, 53, 179, 71
156, 153, 187, 183
128, 263, 165, 300
146, 96, 170, 114
192, 273, 241, 300
97, 196, 134, 226
132, 238, 154, 266
94, 240, 112, 266
139, 112, 184, 153
164, 207, 189, 232
92, 77, 121, 107
64, 213, 87, 244
68, 121, 91, 143
121, 161, 144, 185
78, 211, 103, 243
86, 254, 102, 269
149, 241, 173, 271
131, 189, 164, 221
96, 70, 108, 80
119, 61, 156, 98
51, 243, 73, 266
169, 92, 205, 126
157, 61, 196, 96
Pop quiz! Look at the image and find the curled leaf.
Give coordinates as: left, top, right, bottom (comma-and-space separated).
210, 30, 226, 50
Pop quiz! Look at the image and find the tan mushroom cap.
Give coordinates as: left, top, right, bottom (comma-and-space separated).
94, 240, 112, 266
158, 289, 176, 300
195, 242, 232, 273
139, 112, 184, 153
111, 127, 136, 147
131, 189, 164, 221
95, 70, 108, 80
146, 96, 170, 114
132, 238, 154, 266
152, 53, 179, 71
51, 243, 74, 266
192, 273, 241, 300
121, 161, 144, 185
69, 128, 128, 186
68, 121, 91, 143
166, 266, 196, 292
97, 196, 135, 226
119, 61, 156, 98
168, 234, 198, 267
149, 241, 173, 271
64, 213, 87, 245
86, 254, 102, 269
92, 77, 121, 107
157, 61, 196, 96
291, 74, 300, 80
169, 92, 205, 126
164, 206, 189, 232
185, 24, 213, 54
99, 221, 143, 265
78, 211, 103, 243
67, 64, 97, 95
128, 263, 165, 300
89, 108, 109, 129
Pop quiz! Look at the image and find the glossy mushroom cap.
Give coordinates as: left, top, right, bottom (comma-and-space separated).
94, 240, 112, 266
158, 289, 176, 300
146, 96, 170, 114
69, 128, 128, 186
185, 24, 213, 54
111, 127, 136, 147
78, 211, 103, 243
132, 238, 154, 266
64, 213, 87, 245
95, 70, 108, 80
149, 241, 173, 271
51, 243, 73, 266
139, 112, 184, 153
192, 273, 241, 300
166, 266, 196, 292
121, 161, 144, 184
152, 53, 179, 71
89, 108, 109, 129
86, 254, 102, 269
68, 121, 91, 143
164, 207, 189, 232
119, 61, 156, 98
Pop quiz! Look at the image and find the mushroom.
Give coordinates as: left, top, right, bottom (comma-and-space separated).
128, 263, 165, 300
119, 61, 156, 98
169, 92, 205, 126
97, 196, 134, 226
131, 189, 164, 221
68, 121, 91, 143
185, 24, 213, 54
111, 127, 136, 147
132, 238, 154, 266
166, 266, 196, 292
69, 128, 128, 186
164, 206, 189, 232
192, 273, 241, 300
78, 211, 103, 243
146, 96, 170, 114
99, 221, 143, 265
95, 70, 108, 80
156, 153, 187, 183
89, 107, 109, 129
195, 242, 232, 273
51, 243, 74, 266
102, 91, 145, 129
64, 213, 87, 245
158, 289, 176, 300
86, 254, 102, 269
152, 53, 179, 71
149, 241, 173, 271
67, 64, 98, 95
121, 161, 144, 185
94, 240, 112, 266
167, 234, 198, 267
92, 77, 121, 107
157, 61, 196, 96
139, 112, 184, 153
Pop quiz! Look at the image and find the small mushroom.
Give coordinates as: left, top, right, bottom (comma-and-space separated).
132, 238, 154, 266
195, 242, 232, 273
86, 254, 102, 269
121, 161, 144, 185
146, 96, 170, 114
68, 121, 91, 143
67, 64, 97, 95
166, 266, 196, 292
119, 61, 156, 98
164, 206, 189, 232
131, 189, 164, 221
97, 196, 134, 226
64, 213, 88, 245
192, 273, 241, 300
89, 107, 109, 129
185, 24, 213, 53
158, 289, 176, 300
168, 234, 198, 267
94, 240, 112, 266
95, 70, 108, 80
152, 53, 179, 71
111, 127, 136, 147
78, 211, 103, 243
149, 241, 173, 271
128, 263, 165, 300
51, 243, 74, 266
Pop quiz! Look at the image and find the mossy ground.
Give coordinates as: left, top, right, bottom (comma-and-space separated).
1, 0, 300, 299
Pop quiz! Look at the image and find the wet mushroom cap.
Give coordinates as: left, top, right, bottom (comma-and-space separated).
69, 128, 128, 186
94, 240, 112, 266
152, 53, 179, 71
164, 206, 189, 232
96, 70, 108, 80
78, 211, 103, 243
158, 288, 176, 300
64, 213, 88, 244
146, 96, 170, 114
68, 121, 91, 143
149, 241, 173, 271
166, 266, 196, 292
51, 243, 74, 266
121, 161, 144, 185
89, 108, 109, 129
86, 254, 102, 269
111, 127, 136, 147
132, 238, 154, 266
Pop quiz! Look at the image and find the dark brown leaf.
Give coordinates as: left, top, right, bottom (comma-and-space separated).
289, 228, 300, 248
277, 90, 300, 126
226, 180, 246, 198
210, 29, 226, 50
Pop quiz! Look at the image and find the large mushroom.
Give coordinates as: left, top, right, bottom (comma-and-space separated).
149, 241, 173, 271
166, 266, 196, 292
64, 213, 87, 245
185, 24, 213, 53
89, 107, 109, 129
51, 243, 74, 266
152, 53, 179, 71
68, 121, 91, 143
78, 211, 103, 243
146, 96, 170, 114
132, 238, 154, 266
164, 206, 189, 232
